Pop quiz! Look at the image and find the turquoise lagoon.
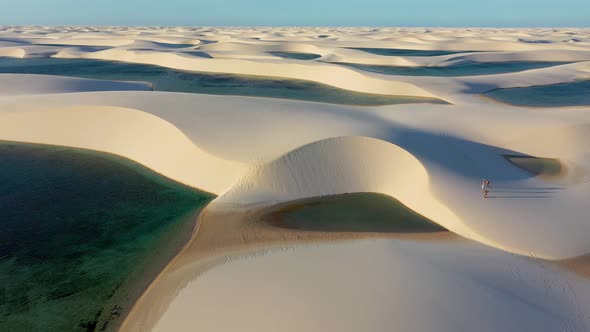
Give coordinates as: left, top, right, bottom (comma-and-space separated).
0, 142, 213, 331
483, 80, 590, 107
341, 61, 569, 77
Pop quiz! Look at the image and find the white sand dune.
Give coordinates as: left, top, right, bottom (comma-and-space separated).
0, 74, 152, 96
0, 47, 26, 58
220, 136, 468, 237
56, 47, 440, 98
0, 101, 244, 194
153, 239, 590, 332
397, 61, 590, 104
1, 27, 590, 332
1, 91, 589, 259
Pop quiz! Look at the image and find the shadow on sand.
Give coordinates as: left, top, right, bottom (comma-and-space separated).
488, 195, 551, 199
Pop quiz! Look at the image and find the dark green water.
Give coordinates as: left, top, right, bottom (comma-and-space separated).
265, 193, 445, 233
269, 52, 321, 60
341, 61, 569, 77
150, 42, 195, 49
505, 155, 562, 176
483, 80, 590, 107
348, 47, 470, 57
0, 142, 214, 331
0, 57, 446, 106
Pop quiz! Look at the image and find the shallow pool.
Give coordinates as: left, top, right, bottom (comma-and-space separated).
269, 51, 321, 60
347, 47, 469, 57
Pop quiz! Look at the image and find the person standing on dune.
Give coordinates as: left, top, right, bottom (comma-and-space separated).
482, 179, 489, 198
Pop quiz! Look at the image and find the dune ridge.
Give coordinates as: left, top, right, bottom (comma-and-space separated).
220, 136, 470, 237
0, 73, 152, 96
0, 103, 244, 194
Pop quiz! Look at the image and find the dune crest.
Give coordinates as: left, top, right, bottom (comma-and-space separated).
220, 136, 469, 236
0, 104, 245, 194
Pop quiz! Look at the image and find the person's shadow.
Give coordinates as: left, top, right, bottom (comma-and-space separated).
487, 186, 565, 198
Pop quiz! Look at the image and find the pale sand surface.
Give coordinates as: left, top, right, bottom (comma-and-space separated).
121, 200, 456, 332
1, 27, 590, 331
153, 239, 590, 332
559, 255, 590, 280
0, 73, 152, 96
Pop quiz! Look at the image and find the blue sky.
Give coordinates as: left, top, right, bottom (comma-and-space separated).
1, 0, 588, 27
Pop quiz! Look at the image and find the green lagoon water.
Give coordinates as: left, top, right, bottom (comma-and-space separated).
265, 193, 445, 233
269, 52, 321, 60
348, 47, 470, 57
0, 57, 445, 106
0, 142, 214, 331
483, 80, 590, 107
342, 61, 569, 77
504, 155, 563, 176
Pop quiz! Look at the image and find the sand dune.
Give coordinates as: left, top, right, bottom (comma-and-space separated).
0, 47, 26, 58
0, 74, 152, 96
153, 239, 590, 332
1, 91, 589, 259
1, 27, 590, 332
220, 136, 468, 237
0, 102, 244, 194
57, 48, 440, 98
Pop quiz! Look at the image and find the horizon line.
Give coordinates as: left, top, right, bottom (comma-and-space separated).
2, 25, 590, 29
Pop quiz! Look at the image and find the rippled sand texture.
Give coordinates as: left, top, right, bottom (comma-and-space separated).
0, 27, 590, 332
